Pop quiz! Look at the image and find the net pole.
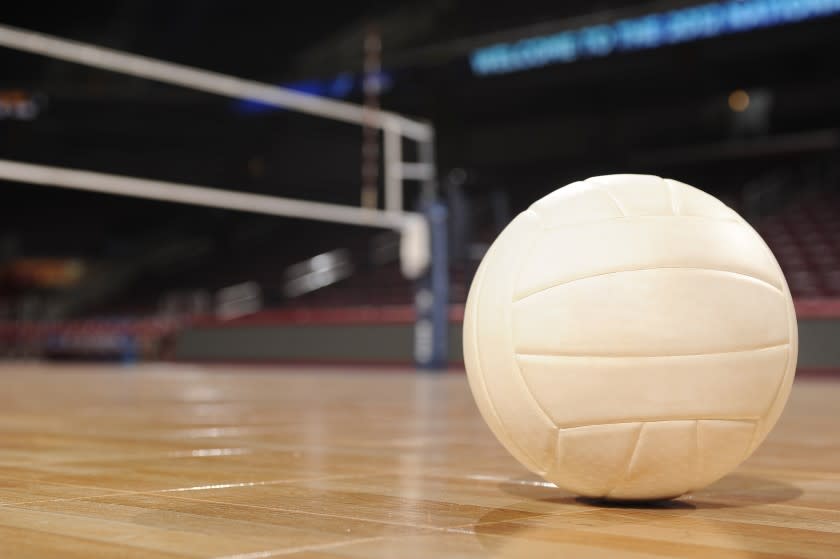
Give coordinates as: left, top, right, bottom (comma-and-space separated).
418, 135, 438, 201
384, 123, 403, 213
413, 200, 449, 370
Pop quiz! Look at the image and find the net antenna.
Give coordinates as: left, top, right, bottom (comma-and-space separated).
0, 23, 436, 279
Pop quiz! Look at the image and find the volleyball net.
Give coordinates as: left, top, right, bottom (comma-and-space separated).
0, 23, 450, 368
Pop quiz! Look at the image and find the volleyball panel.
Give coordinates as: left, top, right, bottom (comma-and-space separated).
463, 210, 557, 475
513, 217, 783, 300
516, 345, 790, 428
548, 419, 757, 500
513, 267, 790, 356
584, 174, 676, 216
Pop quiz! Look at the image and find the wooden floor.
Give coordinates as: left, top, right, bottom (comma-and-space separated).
0, 363, 837, 558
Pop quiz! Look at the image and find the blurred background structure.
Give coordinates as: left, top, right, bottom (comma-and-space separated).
1, 0, 839, 368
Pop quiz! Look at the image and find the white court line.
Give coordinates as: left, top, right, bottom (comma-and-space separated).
0, 23, 432, 141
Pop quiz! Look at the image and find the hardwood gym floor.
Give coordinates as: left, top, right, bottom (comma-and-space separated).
0, 363, 837, 558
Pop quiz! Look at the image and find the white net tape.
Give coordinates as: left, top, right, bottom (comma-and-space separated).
0, 23, 434, 277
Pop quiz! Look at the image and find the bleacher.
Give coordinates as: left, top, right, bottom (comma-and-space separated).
757, 190, 840, 297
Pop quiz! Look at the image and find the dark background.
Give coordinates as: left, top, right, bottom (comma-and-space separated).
2, 0, 839, 319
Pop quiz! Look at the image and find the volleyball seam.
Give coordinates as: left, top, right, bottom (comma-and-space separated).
514, 266, 785, 303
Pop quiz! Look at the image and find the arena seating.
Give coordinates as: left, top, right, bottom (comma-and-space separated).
756, 190, 840, 297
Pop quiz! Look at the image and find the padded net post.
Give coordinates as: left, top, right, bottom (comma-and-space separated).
411, 200, 449, 370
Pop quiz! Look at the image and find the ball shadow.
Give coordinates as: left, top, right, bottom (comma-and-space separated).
467, 473, 803, 556
685, 473, 803, 509
494, 471, 802, 510
575, 496, 696, 509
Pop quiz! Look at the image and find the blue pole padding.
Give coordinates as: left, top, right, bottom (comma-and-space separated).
414, 200, 449, 370
120, 332, 138, 365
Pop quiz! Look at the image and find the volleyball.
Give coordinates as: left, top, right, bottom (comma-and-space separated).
463, 174, 798, 500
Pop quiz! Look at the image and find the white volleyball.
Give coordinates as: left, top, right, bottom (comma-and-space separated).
463, 174, 797, 500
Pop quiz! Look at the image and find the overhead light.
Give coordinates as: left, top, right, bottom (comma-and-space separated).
728, 89, 750, 112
